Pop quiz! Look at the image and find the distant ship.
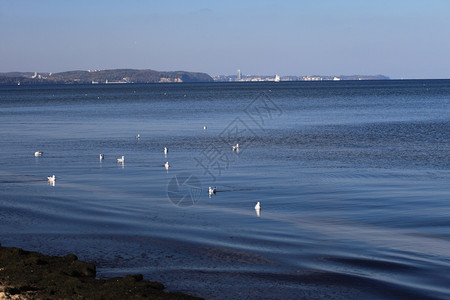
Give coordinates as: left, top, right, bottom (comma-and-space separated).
274, 74, 280, 82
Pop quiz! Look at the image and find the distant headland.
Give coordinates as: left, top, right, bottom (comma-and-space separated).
0, 69, 213, 85
0, 69, 390, 86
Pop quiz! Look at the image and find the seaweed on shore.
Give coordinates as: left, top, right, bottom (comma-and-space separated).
0, 244, 201, 300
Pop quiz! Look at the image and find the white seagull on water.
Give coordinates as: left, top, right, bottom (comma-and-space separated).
135, 134, 141, 139
117, 156, 125, 163
164, 161, 170, 170
99, 154, 104, 160
208, 186, 216, 196
255, 202, 261, 217
47, 175, 56, 182
232, 144, 239, 151
34, 151, 43, 157
164, 147, 168, 155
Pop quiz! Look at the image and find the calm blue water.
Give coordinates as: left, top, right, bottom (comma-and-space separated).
0, 81, 449, 299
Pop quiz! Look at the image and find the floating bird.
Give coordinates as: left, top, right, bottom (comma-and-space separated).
255, 202, 261, 217
34, 151, 43, 157
164, 147, 168, 155
135, 134, 141, 139
164, 161, 170, 170
99, 154, 104, 160
203, 125, 207, 130
47, 175, 56, 182
208, 186, 216, 196
232, 144, 239, 151
117, 156, 125, 163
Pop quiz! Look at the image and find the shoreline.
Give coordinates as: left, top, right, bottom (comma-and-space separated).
0, 244, 201, 300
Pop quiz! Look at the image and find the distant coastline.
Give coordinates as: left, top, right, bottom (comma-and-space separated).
0, 69, 213, 85
0, 68, 391, 86
214, 74, 390, 82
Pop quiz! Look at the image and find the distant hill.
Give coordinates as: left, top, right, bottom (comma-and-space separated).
0, 69, 213, 85
0, 72, 36, 78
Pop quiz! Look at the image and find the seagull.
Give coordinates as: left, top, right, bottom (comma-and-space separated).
164, 161, 170, 169
99, 154, 104, 160
208, 186, 216, 196
47, 175, 56, 182
255, 202, 261, 217
164, 147, 168, 155
34, 151, 43, 156
135, 134, 141, 139
203, 125, 207, 130
117, 156, 125, 163
232, 143, 239, 151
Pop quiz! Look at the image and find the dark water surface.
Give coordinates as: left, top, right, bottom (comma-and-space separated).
1, 80, 449, 299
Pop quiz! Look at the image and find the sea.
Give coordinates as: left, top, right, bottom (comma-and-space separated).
0, 80, 449, 299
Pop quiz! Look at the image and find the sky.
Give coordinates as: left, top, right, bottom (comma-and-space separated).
1, 0, 450, 79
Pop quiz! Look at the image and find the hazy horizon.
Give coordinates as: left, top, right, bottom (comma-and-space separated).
1, 0, 450, 79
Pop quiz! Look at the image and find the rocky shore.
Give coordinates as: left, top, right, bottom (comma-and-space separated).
0, 244, 201, 300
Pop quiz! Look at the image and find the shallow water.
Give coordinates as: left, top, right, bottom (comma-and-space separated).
1, 81, 449, 299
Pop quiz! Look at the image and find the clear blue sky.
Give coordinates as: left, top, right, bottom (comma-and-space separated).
1, 0, 450, 78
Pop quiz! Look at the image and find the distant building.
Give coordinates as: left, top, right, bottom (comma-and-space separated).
213, 73, 389, 82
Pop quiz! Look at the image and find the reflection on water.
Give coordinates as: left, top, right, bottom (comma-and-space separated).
0, 81, 449, 299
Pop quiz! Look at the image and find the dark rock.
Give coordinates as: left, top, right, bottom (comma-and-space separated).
146, 281, 165, 290
64, 254, 78, 261
130, 274, 144, 282
71, 260, 96, 277
0, 245, 202, 299
19, 285, 39, 292
36, 258, 49, 265
11, 247, 26, 256
5, 287, 20, 295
